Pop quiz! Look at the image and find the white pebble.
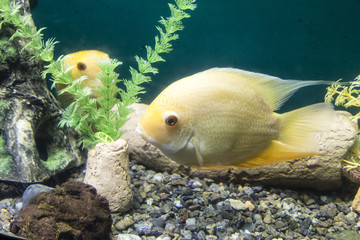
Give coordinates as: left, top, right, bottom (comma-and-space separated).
116, 234, 142, 240
191, 180, 203, 188
174, 200, 183, 208
152, 173, 164, 182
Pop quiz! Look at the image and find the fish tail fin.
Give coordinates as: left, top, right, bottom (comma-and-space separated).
278, 103, 335, 152
232, 103, 335, 168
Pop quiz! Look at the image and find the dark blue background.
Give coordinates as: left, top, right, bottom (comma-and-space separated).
32, 0, 360, 112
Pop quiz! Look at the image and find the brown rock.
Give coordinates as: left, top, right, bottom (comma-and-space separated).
10, 181, 112, 240
83, 138, 133, 213
122, 103, 357, 191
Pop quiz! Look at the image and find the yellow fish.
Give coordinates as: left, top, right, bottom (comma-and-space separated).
56, 50, 110, 107
137, 68, 335, 169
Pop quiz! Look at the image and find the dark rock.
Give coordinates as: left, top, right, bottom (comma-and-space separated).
317, 203, 338, 218
208, 192, 223, 204
134, 221, 153, 236
0, 182, 27, 199
151, 218, 166, 228
150, 227, 164, 237
188, 204, 202, 211
242, 187, 255, 195
10, 181, 112, 240
318, 219, 333, 228
148, 208, 165, 218
20, 184, 53, 208
274, 221, 288, 230
256, 225, 266, 232
169, 179, 187, 186
242, 223, 256, 232
215, 219, 229, 233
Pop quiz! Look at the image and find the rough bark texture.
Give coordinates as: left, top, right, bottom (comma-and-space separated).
84, 138, 133, 213
0, 0, 84, 183
122, 103, 357, 191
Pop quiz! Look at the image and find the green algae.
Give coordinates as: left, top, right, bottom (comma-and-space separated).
0, 101, 12, 176
0, 38, 17, 63
0, 135, 12, 176
40, 149, 72, 173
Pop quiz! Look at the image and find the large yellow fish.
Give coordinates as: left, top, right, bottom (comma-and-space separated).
137, 68, 335, 169
56, 50, 110, 107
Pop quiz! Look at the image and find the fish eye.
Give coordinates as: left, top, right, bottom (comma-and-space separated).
163, 111, 178, 126
77, 62, 86, 71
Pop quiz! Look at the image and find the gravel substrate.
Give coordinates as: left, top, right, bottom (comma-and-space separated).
1, 162, 360, 240
113, 163, 360, 240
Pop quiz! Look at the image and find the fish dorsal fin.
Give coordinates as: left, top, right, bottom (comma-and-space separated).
204, 68, 325, 111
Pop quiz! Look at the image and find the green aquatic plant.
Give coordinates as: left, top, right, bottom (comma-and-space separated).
42, 58, 127, 146
0, 0, 57, 61
46, 0, 196, 147
342, 135, 360, 171
325, 76, 360, 122
1, 0, 197, 148
325, 76, 360, 173
126, 0, 197, 104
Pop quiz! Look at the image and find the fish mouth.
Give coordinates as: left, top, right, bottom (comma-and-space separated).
136, 124, 161, 146
136, 124, 146, 137
136, 124, 152, 142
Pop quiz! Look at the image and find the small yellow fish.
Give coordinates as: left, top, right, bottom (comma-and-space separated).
137, 68, 335, 169
56, 50, 110, 107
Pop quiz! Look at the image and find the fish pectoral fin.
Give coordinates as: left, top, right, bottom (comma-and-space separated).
233, 140, 319, 168
192, 137, 204, 167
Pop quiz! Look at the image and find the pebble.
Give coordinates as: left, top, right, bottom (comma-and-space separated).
245, 200, 255, 211
20, 184, 54, 208
121, 163, 360, 240
134, 221, 153, 236
180, 229, 192, 239
229, 199, 248, 211
242, 186, 254, 195
153, 173, 164, 182
185, 218, 197, 231
263, 213, 273, 224
115, 216, 134, 231
317, 203, 338, 218
116, 234, 142, 240
191, 180, 203, 188
165, 222, 176, 232
346, 212, 358, 225
173, 200, 183, 208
